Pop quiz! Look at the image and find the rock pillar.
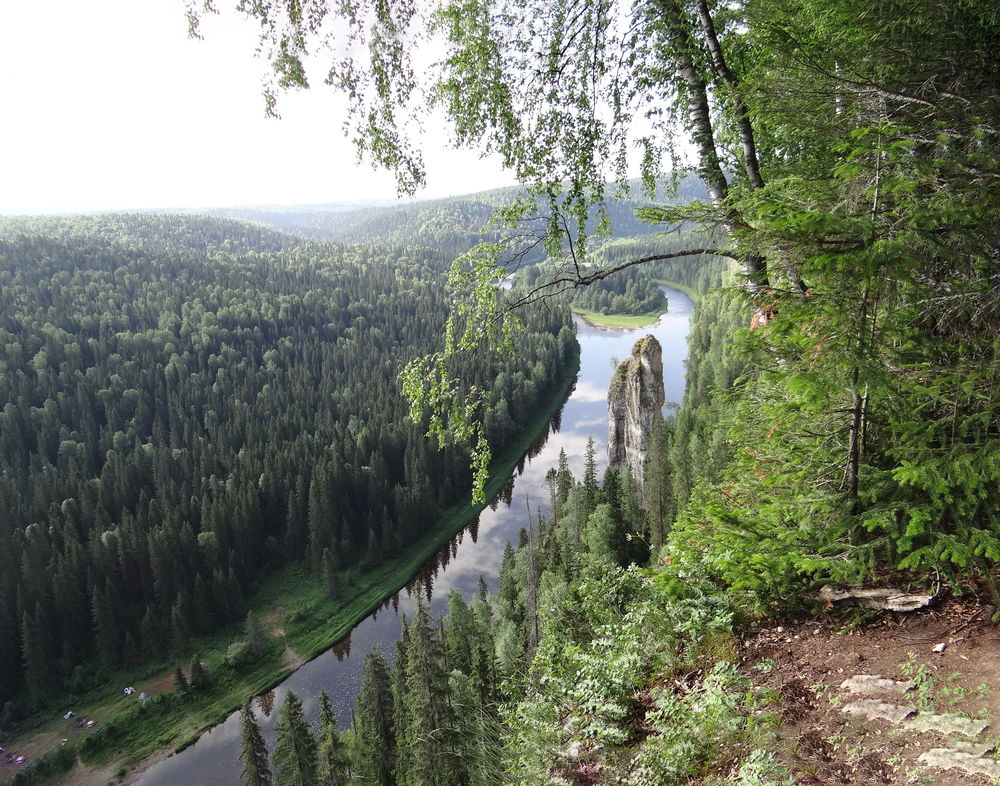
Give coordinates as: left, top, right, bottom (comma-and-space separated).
607, 335, 665, 489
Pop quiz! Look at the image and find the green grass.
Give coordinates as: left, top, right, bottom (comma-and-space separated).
572, 309, 664, 328
569, 281, 699, 329
21, 343, 582, 782
654, 279, 700, 302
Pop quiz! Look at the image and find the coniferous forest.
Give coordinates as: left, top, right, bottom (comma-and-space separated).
0, 214, 576, 718
4, 0, 1000, 781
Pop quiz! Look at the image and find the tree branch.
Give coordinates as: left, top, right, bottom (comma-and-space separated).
502, 247, 728, 312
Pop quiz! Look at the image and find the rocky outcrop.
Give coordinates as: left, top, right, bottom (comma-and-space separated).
607, 335, 664, 489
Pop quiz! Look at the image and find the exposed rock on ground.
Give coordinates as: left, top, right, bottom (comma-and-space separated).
607, 334, 664, 488
741, 596, 1000, 785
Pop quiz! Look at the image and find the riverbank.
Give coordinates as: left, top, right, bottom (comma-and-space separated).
571, 282, 699, 330
1, 344, 582, 786
571, 309, 663, 329
653, 278, 699, 302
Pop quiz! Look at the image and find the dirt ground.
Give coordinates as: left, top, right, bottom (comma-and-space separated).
739, 595, 1000, 785
0, 670, 181, 786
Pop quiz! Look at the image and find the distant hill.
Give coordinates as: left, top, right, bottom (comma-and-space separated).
188, 176, 709, 256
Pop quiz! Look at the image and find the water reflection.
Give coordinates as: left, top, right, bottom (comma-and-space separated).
257, 690, 275, 718
330, 636, 352, 663
493, 475, 515, 510
137, 288, 693, 786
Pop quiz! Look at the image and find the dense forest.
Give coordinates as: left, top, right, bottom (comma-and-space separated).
235, 440, 658, 786
210, 0, 1000, 777
0, 214, 576, 718
3, 0, 999, 779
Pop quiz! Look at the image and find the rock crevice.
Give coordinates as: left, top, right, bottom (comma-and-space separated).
607, 335, 664, 489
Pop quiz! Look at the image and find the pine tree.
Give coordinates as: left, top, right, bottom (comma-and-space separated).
444, 590, 473, 677
582, 436, 599, 523
239, 700, 273, 786
20, 605, 54, 703
644, 418, 674, 556
140, 604, 166, 659
402, 599, 455, 786
524, 515, 540, 665
321, 548, 339, 600
556, 448, 574, 513
92, 583, 121, 667
171, 593, 191, 652
316, 689, 350, 786
307, 464, 333, 573
273, 690, 318, 786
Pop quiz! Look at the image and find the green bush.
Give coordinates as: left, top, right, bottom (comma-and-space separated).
223, 640, 251, 669
10, 742, 76, 785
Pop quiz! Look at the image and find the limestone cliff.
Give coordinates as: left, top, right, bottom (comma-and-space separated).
607, 335, 664, 489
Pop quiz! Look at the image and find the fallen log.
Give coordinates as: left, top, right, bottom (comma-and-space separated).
819, 585, 933, 612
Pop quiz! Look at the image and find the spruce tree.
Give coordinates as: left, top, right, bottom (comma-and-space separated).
189, 655, 208, 690
245, 611, 265, 659
556, 447, 573, 512
352, 645, 396, 786
582, 436, 599, 523
402, 599, 455, 786
316, 689, 350, 786
273, 690, 318, 786
174, 664, 188, 694
321, 548, 338, 600
239, 700, 273, 786
644, 419, 674, 556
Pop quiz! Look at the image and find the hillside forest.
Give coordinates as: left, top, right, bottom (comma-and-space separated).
2, 0, 1000, 781
0, 213, 577, 718
200, 0, 1000, 780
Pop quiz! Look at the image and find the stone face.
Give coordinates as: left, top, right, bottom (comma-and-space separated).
607, 335, 665, 489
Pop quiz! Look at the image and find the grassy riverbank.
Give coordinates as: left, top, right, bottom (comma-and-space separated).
572, 309, 663, 329
1, 345, 581, 786
653, 279, 699, 302
571, 282, 698, 329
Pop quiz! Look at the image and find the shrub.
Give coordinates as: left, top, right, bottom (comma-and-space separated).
224, 640, 251, 669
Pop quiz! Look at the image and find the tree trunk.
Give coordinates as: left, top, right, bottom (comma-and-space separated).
657, 0, 770, 300
694, 0, 765, 191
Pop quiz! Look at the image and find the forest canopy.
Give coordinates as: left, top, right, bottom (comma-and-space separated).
0, 214, 576, 712
208, 0, 1000, 588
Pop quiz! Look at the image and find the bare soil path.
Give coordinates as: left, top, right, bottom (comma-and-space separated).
741, 596, 1000, 785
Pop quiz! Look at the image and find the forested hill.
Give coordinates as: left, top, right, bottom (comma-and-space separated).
0, 214, 299, 255
191, 176, 709, 254
0, 214, 577, 715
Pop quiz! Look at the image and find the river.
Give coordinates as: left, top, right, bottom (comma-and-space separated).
136, 286, 693, 786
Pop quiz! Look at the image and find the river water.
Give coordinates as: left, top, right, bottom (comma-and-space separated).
136, 287, 693, 786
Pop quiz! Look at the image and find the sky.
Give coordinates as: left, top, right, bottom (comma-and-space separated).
0, 0, 516, 213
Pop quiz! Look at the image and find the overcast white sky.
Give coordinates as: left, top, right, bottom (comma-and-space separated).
0, 0, 516, 213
